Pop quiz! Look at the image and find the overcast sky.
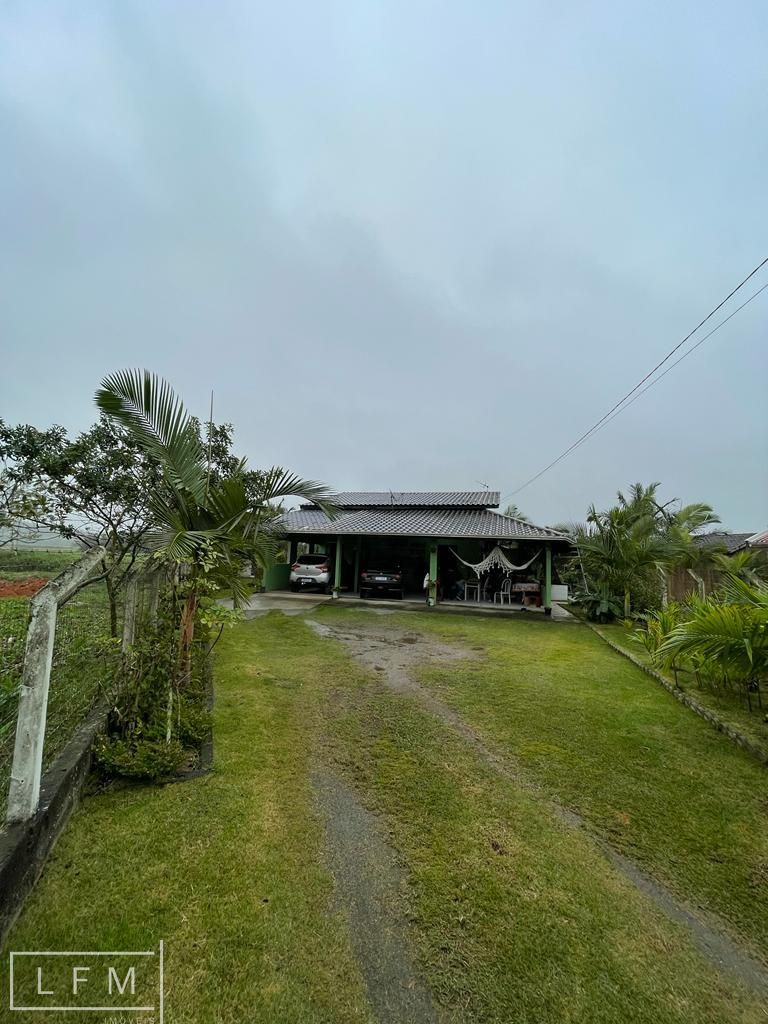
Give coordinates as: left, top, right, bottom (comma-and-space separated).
1, 1, 766, 530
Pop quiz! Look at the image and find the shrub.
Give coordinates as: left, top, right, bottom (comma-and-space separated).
178, 698, 212, 749
94, 735, 186, 781
573, 585, 623, 623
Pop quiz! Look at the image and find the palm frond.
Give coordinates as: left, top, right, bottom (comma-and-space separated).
718, 572, 768, 608
256, 468, 338, 517
96, 369, 207, 506
673, 502, 720, 534
659, 603, 768, 677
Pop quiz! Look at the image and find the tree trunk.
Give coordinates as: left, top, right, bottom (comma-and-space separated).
176, 589, 198, 688
105, 568, 118, 638
624, 588, 631, 619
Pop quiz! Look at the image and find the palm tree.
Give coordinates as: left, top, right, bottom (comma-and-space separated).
576, 483, 720, 619
578, 503, 669, 618
96, 369, 335, 681
503, 504, 530, 522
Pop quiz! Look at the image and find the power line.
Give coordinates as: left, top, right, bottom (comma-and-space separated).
595, 280, 768, 431
502, 257, 768, 500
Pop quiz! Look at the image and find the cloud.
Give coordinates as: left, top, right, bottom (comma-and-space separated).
0, 1, 766, 529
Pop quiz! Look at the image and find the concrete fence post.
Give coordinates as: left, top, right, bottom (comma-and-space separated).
6, 546, 105, 825
147, 572, 161, 622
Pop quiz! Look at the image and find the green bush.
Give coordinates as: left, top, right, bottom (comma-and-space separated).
178, 700, 212, 748
630, 567, 663, 615
94, 736, 186, 781
96, 599, 211, 782
573, 586, 623, 623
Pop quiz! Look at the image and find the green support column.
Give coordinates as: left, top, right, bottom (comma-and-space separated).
288, 539, 297, 566
544, 544, 552, 616
428, 541, 439, 606
353, 538, 361, 594
333, 536, 343, 598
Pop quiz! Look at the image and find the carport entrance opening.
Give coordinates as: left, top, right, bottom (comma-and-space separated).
279, 491, 570, 612
356, 537, 427, 597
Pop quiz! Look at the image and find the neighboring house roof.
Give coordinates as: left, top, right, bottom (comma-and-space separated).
301, 491, 500, 510
280, 506, 570, 543
694, 531, 764, 554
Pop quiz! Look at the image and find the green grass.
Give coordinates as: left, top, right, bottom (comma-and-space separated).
315, 607, 768, 957
5, 615, 372, 1024
6, 612, 767, 1022
593, 619, 768, 757
0, 548, 79, 578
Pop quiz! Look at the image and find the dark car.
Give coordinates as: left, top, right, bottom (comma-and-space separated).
359, 566, 404, 600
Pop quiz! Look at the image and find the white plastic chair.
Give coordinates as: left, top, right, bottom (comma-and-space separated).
493, 578, 512, 605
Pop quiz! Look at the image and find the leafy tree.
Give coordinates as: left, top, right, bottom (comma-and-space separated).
503, 503, 530, 521
0, 462, 39, 549
0, 414, 246, 634
0, 415, 159, 632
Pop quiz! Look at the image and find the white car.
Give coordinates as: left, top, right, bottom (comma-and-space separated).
290, 553, 333, 593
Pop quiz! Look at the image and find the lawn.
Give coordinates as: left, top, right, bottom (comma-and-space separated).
591, 618, 768, 757
316, 607, 767, 957
5, 615, 373, 1023
0, 548, 79, 580
5, 610, 768, 1022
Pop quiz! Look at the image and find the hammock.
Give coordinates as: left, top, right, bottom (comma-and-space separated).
449, 545, 542, 578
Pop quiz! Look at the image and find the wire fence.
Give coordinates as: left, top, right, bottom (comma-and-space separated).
43, 580, 122, 776
0, 553, 161, 824
0, 600, 29, 813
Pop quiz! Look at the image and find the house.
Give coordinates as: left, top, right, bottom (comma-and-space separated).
274, 491, 572, 612
693, 530, 768, 555
666, 530, 768, 600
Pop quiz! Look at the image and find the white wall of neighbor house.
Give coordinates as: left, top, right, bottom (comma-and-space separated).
551, 584, 569, 602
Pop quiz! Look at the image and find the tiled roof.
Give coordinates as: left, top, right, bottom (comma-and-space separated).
279, 507, 571, 543
302, 491, 500, 509
694, 532, 759, 554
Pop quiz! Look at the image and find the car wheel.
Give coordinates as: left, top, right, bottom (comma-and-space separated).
359, 589, 367, 600
290, 583, 299, 592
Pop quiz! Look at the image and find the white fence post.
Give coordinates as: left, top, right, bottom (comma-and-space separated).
6, 546, 106, 825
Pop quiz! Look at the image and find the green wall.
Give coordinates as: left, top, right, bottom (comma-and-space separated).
263, 563, 291, 592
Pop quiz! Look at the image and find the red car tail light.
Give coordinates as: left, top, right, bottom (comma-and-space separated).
317, 564, 329, 572
292, 563, 301, 570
